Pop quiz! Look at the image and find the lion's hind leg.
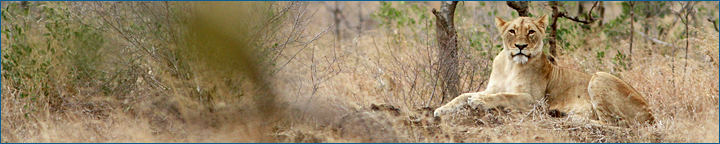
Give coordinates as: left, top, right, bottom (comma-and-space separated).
588, 72, 654, 126
433, 92, 484, 116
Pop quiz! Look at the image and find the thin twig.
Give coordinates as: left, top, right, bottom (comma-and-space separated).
94, 2, 156, 60
634, 29, 681, 50
253, 24, 333, 97
708, 18, 719, 32
274, 23, 334, 76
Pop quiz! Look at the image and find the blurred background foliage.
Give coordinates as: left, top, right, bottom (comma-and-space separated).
1, 1, 718, 143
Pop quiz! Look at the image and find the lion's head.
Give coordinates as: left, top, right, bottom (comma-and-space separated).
495, 15, 548, 64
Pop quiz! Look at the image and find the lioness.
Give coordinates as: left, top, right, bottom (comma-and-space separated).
433, 15, 654, 126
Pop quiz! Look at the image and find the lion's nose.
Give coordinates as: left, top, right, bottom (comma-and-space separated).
515, 44, 528, 50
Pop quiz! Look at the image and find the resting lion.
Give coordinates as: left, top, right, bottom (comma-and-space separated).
433, 15, 654, 126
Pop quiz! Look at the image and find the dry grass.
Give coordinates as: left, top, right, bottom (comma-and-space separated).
2, 1, 718, 143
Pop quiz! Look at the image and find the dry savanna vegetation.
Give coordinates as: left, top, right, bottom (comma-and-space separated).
1, 1, 718, 143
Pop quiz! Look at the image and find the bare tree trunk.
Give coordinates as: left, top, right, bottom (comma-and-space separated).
20, 1, 30, 10
676, 1, 696, 73
578, 1, 586, 19
597, 1, 604, 27
579, 1, 592, 30
507, 1, 530, 17
549, 1, 561, 57
357, 2, 363, 34
333, 2, 342, 40
432, 1, 460, 103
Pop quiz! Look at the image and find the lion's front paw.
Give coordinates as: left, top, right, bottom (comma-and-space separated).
433, 106, 455, 117
468, 95, 487, 110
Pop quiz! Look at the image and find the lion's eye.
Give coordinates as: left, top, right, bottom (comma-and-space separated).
509, 29, 515, 34
529, 30, 535, 34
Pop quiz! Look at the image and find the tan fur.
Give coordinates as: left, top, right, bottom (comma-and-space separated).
434, 15, 654, 126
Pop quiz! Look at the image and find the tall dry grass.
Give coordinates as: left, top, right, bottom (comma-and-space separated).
1, 1, 718, 143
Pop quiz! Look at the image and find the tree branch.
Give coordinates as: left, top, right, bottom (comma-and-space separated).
587, 1, 599, 19
708, 18, 719, 32
588, 1, 599, 14
507, 1, 530, 17
558, 11, 598, 24
553, 2, 600, 24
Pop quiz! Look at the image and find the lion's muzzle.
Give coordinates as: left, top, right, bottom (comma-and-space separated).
511, 51, 530, 64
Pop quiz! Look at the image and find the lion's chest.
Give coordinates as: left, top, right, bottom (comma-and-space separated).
487, 68, 546, 97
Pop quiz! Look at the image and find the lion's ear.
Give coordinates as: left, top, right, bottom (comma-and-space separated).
495, 16, 508, 31
535, 14, 548, 29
